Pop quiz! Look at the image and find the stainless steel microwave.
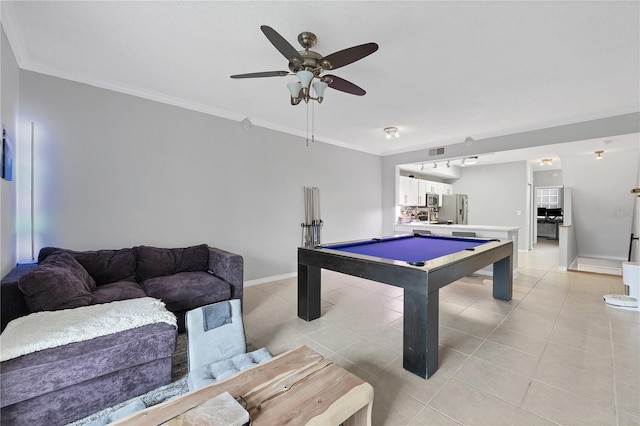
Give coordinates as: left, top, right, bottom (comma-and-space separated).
426, 193, 439, 207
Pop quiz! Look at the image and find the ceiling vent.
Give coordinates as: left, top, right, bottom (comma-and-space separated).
428, 147, 445, 156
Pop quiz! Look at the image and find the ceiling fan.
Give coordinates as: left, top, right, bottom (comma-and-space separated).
230, 26, 378, 105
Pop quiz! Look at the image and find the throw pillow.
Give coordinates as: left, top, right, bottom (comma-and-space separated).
18, 252, 95, 312
135, 244, 209, 282
38, 247, 136, 285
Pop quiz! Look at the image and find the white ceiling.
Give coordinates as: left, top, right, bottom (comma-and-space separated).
2, 1, 639, 156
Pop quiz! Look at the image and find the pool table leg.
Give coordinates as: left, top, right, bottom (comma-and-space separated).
492, 255, 513, 301
403, 287, 439, 378
298, 264, 321, 321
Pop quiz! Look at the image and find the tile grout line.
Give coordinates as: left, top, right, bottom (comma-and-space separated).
465, 269, 566, 426
419, 272, 542, 423
524, 270, 620, 425
505, 269, 569, 425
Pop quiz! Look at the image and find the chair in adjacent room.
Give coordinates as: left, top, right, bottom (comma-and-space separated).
185, 300, 272, 391
452, 231, 480, 277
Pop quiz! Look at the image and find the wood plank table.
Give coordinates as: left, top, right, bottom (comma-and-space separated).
114, 346, 374, 426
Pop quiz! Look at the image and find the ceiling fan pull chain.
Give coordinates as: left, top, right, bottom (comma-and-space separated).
306, 100, 309, 146
312, 100, 315, 144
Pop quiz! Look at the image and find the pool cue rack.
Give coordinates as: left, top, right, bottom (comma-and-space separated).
302, 187, 323, 248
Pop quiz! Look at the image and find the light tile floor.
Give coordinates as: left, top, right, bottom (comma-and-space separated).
243, 240, 639, 425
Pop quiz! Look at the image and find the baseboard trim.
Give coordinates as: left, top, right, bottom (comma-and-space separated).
244, 272, 296, 287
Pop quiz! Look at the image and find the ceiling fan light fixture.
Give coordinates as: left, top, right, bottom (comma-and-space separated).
287, 82, 303, 105
296, 70, 314, 91
540, 158, 553, 166
595, 150, 604, 160
287, 81, 302, 97
312, 81, 328, 103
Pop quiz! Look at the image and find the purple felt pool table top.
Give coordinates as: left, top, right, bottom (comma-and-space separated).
322, 234, 490, 263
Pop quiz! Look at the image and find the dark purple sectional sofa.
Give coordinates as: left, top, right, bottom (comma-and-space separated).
0, 244, 243, 426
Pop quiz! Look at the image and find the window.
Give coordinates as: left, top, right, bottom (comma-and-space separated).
536, 187, 561, 208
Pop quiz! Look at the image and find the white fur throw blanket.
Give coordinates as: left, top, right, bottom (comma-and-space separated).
1, 297, 176, 362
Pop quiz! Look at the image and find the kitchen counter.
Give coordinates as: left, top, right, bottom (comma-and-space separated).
393, 222, 520, 274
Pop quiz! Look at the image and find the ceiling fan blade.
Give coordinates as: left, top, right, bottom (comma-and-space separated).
230, 71, 290, 79
260, 25, 302, 62
322, 43, 379, 70
325, 75, 366, 96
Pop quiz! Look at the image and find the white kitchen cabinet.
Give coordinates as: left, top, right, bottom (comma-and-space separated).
417, 180, 429, 206
398, 177, 453, 206
441, 183, 453, 195
425, 181, 439, 194
398, 176, 419, 205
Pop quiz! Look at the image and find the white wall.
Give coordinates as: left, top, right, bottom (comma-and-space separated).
562, 150, 638, 261
451, 161, 529, 250
1, 25, 20, 277
534, 169, 563, 187
17, 70, 383, 280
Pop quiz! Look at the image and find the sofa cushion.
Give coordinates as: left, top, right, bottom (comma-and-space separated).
18, 252, 95, 312
135, 244, 209, 282
141, 271, 231, 313
38, 247, 136, 285
0, 322, 175, 409
91, 281, 147, 305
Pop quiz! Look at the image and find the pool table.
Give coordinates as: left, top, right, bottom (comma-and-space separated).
297, 233, 513, 379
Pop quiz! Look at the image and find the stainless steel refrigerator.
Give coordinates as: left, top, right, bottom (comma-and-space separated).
439, 194, 468, 224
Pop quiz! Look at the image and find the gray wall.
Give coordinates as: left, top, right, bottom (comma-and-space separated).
534, 169, 563, 187
562, 150, 638, 261
452, 161, 529, 250
1, 25, 19, 277
17, 71, 383, 280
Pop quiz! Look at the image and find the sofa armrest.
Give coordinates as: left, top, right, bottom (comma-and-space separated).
1, 263, 37, 332
207, 247, 243, 302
